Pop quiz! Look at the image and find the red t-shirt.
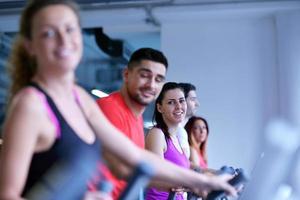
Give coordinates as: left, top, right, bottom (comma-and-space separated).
96, 91, 145, 199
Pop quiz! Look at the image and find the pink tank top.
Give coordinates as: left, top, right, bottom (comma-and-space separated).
146, 137, 190, 200
198, 152, 208, 169
34, 89, 61, 138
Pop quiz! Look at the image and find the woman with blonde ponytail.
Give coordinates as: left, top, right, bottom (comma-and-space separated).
8, 38, 37, 101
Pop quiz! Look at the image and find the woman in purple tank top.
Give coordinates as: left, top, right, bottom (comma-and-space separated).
145, 82, 190, 200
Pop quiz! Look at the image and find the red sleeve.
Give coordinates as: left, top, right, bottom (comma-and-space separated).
96, 97, 126, 133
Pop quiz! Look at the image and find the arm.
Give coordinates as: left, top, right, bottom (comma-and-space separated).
0, 89, 48, 199
145, 128, 172, 190
102, 151, 132, 179
145, 127, 166, 158
189, 148, 217, 176
77, 87, 237, 196
190, 146, 200, 169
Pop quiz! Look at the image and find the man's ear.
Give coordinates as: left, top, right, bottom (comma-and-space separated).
123, 67, 129, 82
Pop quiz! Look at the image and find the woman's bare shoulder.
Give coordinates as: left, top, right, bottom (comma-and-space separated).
146, 127, 166, 144
148, 127, 164, 136
3, 87, 47, 142
4, 87, 50, 131
10, 87, 44, 112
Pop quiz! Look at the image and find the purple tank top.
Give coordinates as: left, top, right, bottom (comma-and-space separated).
146, 137, 190, 200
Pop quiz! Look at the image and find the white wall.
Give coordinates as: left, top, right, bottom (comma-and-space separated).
276, 11, 300, 127
153, 3, 300, 172
160, 18, 271, 171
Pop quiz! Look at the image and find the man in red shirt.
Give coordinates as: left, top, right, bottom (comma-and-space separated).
97, 48, 167, 199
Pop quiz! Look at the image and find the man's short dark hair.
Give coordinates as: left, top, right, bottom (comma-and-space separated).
128, 48, 168, 70
178, 83, 196, 98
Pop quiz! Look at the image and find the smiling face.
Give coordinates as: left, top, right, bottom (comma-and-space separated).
192, 119, 208, 144
157, 88, 187, 126
26, 4, 82, 73
124, 60, 166, 106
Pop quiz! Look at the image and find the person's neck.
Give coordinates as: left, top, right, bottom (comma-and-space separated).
182, 116, 190, 126
33, 72, 75, 98
167, 123, 180, 137
120, 86, 146, 117
191, 138, 201, 150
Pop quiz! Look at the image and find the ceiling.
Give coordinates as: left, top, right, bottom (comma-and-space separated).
0, 0, 293, 12
0, 0, 297, 33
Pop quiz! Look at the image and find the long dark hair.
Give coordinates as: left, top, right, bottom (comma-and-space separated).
7, 0, 80, 103
185, 116, 209, 163
152, 82, 184, 139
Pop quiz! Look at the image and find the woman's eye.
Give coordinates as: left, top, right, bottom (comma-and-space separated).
42, 30, 55, 38
167, 101, 175, 105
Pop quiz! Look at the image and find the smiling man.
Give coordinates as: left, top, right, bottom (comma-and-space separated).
96, 48, 168, 199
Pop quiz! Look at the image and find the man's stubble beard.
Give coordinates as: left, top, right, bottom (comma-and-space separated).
127, 87, 154, 107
